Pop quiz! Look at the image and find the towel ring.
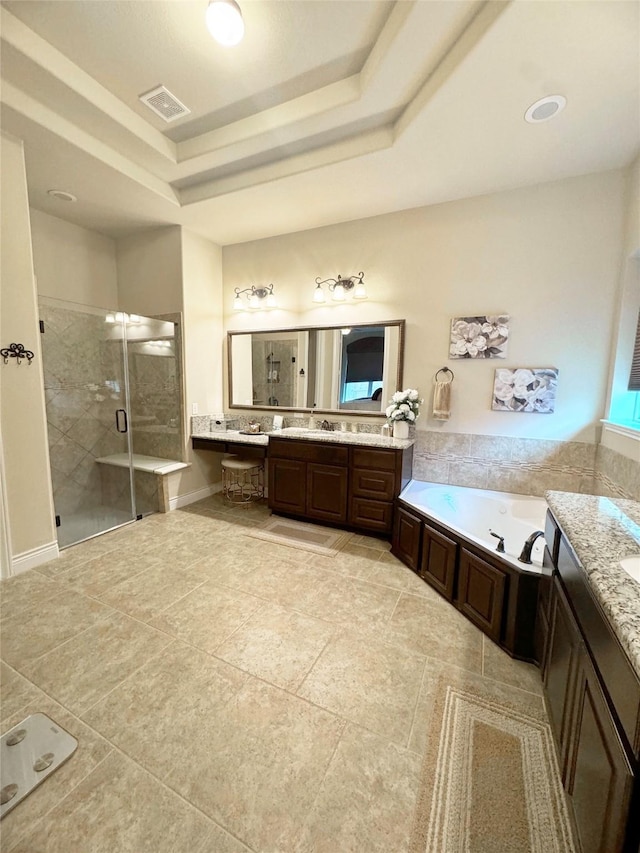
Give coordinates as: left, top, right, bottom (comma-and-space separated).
435, 366, 454, 383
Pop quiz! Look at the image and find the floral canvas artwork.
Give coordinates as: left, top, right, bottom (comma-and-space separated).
492, 368, 559, 413
450, 315, 509, 359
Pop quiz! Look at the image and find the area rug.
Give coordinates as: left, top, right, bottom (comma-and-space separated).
409, 675, 576, 853
244, 516, 353, 556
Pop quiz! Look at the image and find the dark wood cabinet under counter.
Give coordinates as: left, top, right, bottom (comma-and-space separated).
268, 437, 412, 535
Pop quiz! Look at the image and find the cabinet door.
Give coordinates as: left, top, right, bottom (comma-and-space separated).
349, 497, 393, 533
419, 523, 457, 601
543, 576, 581, 779
391, 506, 422, 572
268, 458, 307, 515
457, 549, 506, 642
565, 646, 634, 853
306, 463, 348, 523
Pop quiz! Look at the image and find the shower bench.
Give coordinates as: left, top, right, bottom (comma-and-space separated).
95, 453, 190, 513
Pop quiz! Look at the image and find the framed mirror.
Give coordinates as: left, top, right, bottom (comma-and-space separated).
228, 320, 405, 415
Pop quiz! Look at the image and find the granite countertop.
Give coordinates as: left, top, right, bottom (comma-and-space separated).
546, 490, 640, 678
192, 427, 414, 450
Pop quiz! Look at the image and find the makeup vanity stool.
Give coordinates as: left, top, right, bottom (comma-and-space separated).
221, 455, 265, 504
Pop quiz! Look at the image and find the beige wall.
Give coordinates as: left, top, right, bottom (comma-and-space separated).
30, 209, 118, 308
116, 227, 183, 316
0, 134, 56, 565
223, 170, 625, 443
170, 229, 225, 500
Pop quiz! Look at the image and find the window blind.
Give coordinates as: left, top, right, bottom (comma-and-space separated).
629, 309, 640, 391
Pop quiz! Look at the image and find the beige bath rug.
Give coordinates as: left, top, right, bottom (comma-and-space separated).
410, 674, 576, 853
245, 516, 353, 556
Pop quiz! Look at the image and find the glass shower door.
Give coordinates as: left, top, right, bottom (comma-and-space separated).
39, 298, 136, 549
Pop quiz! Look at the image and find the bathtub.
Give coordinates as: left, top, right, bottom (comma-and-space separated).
398, 480, 548, 572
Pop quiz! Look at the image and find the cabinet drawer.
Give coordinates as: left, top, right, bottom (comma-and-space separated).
351, 468, 395, 501
269, 439, 348, 466
350, 497, 393, 533
351, 447, 397, 471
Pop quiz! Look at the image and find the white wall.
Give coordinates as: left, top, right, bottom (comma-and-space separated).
0, 134, 56, 569
30, 208, 118, 308
116, 227, 183, 316
223, 170, 625, 442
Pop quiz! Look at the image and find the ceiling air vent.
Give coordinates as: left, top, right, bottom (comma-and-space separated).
139, 85, 191, 123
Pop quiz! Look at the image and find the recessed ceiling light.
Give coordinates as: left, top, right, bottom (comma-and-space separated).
206, 0, 244, 46
47, 189, 77, 202
524, 95, 566, 124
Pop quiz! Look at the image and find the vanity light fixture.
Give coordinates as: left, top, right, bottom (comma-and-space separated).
206, 0, 245, 46
313, 272, 367, 304
233, 284, 276, 310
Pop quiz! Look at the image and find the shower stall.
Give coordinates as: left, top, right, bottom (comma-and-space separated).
39, 297, 184, 549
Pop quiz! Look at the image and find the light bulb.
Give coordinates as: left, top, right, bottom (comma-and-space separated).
249, 293, 260, 309
332, 283, 346, 302
105, 313, 115, 324
206, 0, 244, 46
313, 285, 326, 304
115, 312, 126, 323
129, 314, 141, 324
354, 281, 367, 299
266, 293, 276, 308
233, 295, 243, 310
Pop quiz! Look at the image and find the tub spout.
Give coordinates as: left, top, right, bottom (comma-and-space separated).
518, 530, 545, 564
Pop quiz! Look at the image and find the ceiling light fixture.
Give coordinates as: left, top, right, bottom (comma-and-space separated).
206, 0, 245, 46
233, 284, 276, 310
313, 272, 367, 304
47, 189, 77, 202
524, 95, 566, 124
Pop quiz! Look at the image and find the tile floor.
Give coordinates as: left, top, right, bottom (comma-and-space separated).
1, 495, 550, 852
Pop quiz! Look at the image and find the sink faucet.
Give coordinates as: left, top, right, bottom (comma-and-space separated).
518, 530, 545, 564
320, 419, 332, 431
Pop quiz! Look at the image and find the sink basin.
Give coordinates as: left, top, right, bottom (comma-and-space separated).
619, 556, 640, 582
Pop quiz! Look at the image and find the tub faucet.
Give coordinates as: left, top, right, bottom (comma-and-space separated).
518, 530, 545, 564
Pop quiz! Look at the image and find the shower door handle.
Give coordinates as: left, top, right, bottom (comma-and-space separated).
115, 409, 128, 434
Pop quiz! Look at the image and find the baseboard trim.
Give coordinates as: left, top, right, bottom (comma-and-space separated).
11, 540, 59, 576
169, 482, 222, 511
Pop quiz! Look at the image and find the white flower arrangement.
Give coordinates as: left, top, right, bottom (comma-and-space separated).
385, 388, 423, 423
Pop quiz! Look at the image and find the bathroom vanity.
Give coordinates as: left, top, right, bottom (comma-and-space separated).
267, 432, 412, 534
538, 492, 640, 853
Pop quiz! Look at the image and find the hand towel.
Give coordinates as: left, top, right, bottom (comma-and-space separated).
433, 380, 452, 420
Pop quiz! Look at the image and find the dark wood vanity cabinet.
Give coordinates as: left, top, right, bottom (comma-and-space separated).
540, 512, 640, 853
391, 506, 422, 571
457, 548, 506, 642
268, 438, 411, 534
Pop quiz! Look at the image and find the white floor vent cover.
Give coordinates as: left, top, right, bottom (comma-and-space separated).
1, 713, 78, 818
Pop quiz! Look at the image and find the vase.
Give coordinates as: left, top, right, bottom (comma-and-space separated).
393, 420, 409, 439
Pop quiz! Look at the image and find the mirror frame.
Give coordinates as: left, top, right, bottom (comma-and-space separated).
227, 319, 405, 416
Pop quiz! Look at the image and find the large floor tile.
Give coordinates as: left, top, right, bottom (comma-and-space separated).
295, 723, 422, 853
83, 642, 249, 779
298, 627, 426, 747
1, 589, 111, 668
55, 549, 162, 596
0, 571, 61, 622
8, 752, 224, 853
482, 635, 544, 695
385, 592, 483, 673
214, 602, 335, 690
95, 562, 209, 622
150, 582, 263, 653
0, 662, 48, 725
1, 695, 113, 852
22, 611, 174, 714
166, 676, 345, 853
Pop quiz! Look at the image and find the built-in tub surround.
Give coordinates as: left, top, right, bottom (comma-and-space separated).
412, 430, 597, 498
545, 490, 640, 678
399, 480, 547, 571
